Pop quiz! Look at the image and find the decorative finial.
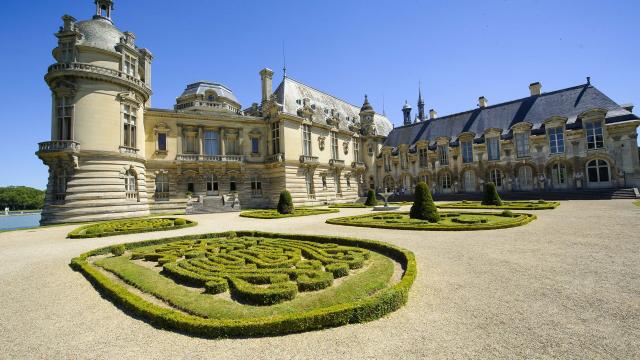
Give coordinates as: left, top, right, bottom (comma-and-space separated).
586, 76, 591, 85
282, 41, 287, 78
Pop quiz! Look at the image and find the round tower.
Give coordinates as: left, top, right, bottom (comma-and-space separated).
37, 0, 154, 224
402, 100, 412, 126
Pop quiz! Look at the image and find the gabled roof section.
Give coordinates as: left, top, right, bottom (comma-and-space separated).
384, 84, 638, 148
273, 77, 393, 136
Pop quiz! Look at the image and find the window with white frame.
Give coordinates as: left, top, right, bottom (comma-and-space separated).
124, 169, 137, 200
461, 140, 473, 163
251, 175, 262, 197
489, 168, 503, 186
487, 137, 500, 161
585, 121, 604, 149
353, 138, 360, 162
155, 173, 169, 200
302, 124, 312, 156
331, 132, 339, 159
124, 54, 136, 76
587, 159, 609, 182
122, 104, 137, 148
548, 127, 565, 154
515, 133, 529, 157
551, 163, 567, 185
270, 122, 280, 154
438, 145, 449, 165
56, 96, 73, 140
419, 148, 428, 167
204, 130, 219, 155
440, 173, 452, 189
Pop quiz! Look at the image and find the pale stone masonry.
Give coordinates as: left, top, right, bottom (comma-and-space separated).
36, 1, 640, 224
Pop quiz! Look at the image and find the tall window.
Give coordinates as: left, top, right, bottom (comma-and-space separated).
155, 173, 169, 200
585, 121, 604, 149
60, 42, 74, 63
157, 133, 167, 152
353, 138, 360, 162
461, 141, 473, 163
551, 163, 567, 185
124, 54, 135, 76
185, 134, 196, 154
229, 176, 237, 192
302, 124, 312, 156
124, 170, 137, 200
331, 132, 339, 159
400, 152, 408, 169
270, 122, 280, 154
515, 133, 529, 158
122, 104, 137, 148
204, 130, 219, 155
251, 138, 259, 154
56, 96, 73, 140
54, 169, 68, 202
489, 168, 503, 186
518, 166, 533, 188
306, 172, 315, 199
487, 137, 500, 161
419, 148, 428, 167
251, 176, 262, 197
383, 153, 391, 172
548, 127, 565, 154
438, 145, 449, 165
587, 159, 610, 183
440, 173, 452, 189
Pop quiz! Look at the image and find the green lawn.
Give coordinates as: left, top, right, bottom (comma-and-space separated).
326, 211, 536, 231
438, 200, 559, 210
634, 200, 640, 207
239, 208, 339, 218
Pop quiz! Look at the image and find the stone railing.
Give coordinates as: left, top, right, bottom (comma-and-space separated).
47, 62, 151, 96
299, 155, 319, 165
176, 154, 244, 163
265, 153, 284, 163
119, 146, 139, 154
351, 161, 366, 170
329, 159, 345, 168
38, 140, 80, 153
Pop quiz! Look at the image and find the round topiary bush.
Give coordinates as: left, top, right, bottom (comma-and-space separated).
481, 182, 502, 206
111, 244, 126, 256
174, 218, 186, 226
364, 189, 378, 206
277, 190, 294, 214
409, 182, 440, 222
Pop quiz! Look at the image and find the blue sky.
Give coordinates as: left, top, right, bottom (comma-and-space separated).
1, 0, 638, 189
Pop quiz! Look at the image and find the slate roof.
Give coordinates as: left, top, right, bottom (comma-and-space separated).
179, 81, 239, 104
273, 77, 393, 136
75, 17, 124, 53
384, 84, 638, 149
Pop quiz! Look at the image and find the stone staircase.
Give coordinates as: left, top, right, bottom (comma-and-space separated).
186, 194, 241, 214
386, 188, 639, 202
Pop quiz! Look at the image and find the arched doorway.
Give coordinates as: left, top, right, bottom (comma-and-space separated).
463, 169, 476, 192
517, 166, 534, 191
551, 163, 568, 189
586, 159, 611, 188
206, 174, 219, 196
439, 172, 452, 193
400, 174, 412, 194
489, 168, 504, 190
382, 175, 395, 193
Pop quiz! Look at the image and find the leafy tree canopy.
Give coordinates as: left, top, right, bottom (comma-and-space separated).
0, 186, 45, 210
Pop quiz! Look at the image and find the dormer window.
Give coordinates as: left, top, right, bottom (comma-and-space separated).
208, 95, 215, 102
548, 127, 565, 154
461, 140, 474, 163
487, 137, 500, 160
515, 132, 530, 157
585, 121, 604, 149
123, 54, 136, 76
438, 145, 449, 165
59, 42, 74, 63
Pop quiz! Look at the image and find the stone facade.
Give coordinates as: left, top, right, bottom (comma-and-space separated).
36, 1, 640, 224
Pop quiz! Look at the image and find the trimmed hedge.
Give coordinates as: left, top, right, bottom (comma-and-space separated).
409, 182, 439, 222
364, 189, 378, 206
326, 211, 536, 231
438, 200, 560, 210
69, 230, 416, 338
68, 217, 197, 239
481, 182, 502, 206
240, 208, 339, 219
277, 190, 294, 214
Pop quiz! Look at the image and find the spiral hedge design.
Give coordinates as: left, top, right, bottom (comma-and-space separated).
70, 231, 416, 338
68, 217, 197, 238
131, 237, 370, 305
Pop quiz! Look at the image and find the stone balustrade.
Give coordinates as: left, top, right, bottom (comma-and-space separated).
46, 62, 151, 97
38, 140, 80, 152
176, 154, 244, 163
265, 153, 284, 163
299, 155, 319, 165
329, 159, 345, 168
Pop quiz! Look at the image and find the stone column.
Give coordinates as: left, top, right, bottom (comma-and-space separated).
176, 124, 183, 155
198, 126, 204, 155
220, 128, 226, 155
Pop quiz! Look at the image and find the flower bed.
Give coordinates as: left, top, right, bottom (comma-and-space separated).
69, 231, 416, 338
67, 218, 197, 238
438, 200, 559, 210
239, 208, 339, 219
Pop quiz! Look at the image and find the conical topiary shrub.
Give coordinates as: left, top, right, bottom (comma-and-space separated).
277, 190, 294, 214
364, 189, 378, 206
481, 182, 502, 206
410, 182, 440, 222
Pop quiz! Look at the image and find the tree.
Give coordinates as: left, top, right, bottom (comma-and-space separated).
364, 189, 378, 206
410, 182, 440, 222
481, 182, 502, 206
277, 190, 294, 214
0, 186, 45, 210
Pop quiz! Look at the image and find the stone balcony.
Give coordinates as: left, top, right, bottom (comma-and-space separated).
329, 159, 345, 168
37, 140, 80, 153
176, 154, 244, 163
299, 155, 319, 166
265, 153, 284, 163
351, 161, 366, 171
45, 62, 152, 98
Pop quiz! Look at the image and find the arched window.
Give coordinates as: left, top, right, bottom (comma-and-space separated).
489, 169, 503, 187
551, 163, 567, 185
251, 175, 262, 197
383, 176, 395, 192
463, 170, 476, 192
518, 166, 533, 189
440, 173, 452, 190
419, 174, 429, 185
587, 159, 610, 183
155, 173, 169, 200
124, 169, 138, 200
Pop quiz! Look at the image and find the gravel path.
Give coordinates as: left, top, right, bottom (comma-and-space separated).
0, 200, 638, 359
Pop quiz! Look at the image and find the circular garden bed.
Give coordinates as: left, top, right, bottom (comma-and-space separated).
438, 200, 559, 210
70, 231, 415, 338
326, 211, 536, 231
68, 217, 197, 239
239, 208, 338, 219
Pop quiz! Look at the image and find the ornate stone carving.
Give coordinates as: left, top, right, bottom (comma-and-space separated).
343, 141, 349, 155
318, 136, 326, 151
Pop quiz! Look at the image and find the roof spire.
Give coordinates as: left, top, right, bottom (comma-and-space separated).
417, 80, 425, 121
282, 41, 287, 78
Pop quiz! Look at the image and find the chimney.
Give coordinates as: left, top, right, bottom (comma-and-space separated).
259, 68, 274, 104
478, 96, 488, 108
429, 109, 437, 119
529, 82, 542, 96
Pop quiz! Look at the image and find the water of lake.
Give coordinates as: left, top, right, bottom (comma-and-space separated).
0, 213, 41, 231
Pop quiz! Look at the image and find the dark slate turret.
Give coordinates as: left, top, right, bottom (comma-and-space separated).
402, 100, 412, 126
417, 85, 425, 122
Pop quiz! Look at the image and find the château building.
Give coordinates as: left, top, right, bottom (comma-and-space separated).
36, 1, 640, 224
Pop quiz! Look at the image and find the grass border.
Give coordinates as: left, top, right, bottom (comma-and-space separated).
239, 208, 339, 219
69, 230, 416, 338
438, 201, 559, 210
67, 217, 197, 239
326, 211, 536, 231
